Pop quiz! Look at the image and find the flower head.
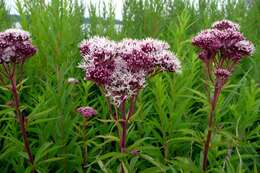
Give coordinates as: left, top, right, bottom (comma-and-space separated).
192, 29, 222, 52
79, 36, 116, 85
105, 57, 146, 105
0, 28, 37, 64
192, 20, 254, 64
234, 40, 255, 57
79, 37, 181, 106
117, 38, 181, 74
139, 38, 181, 73
77, 106, 97, 118
117, 39, 154, 73
153, 50, 181, 73
139, 38, 170, 53
215, 68, 231, 79
212, 19, 240, 31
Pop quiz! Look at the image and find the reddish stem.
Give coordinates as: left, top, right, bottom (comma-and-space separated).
8, 65, 35, 173
127, 95, 135, 121
206, 62, 214, 84
120, 99, 127, 153
18, 62, 25, 82
202, 79, 222, 171
203, 64, 211, 103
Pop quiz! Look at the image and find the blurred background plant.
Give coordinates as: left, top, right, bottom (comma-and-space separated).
0, 0, 259, 172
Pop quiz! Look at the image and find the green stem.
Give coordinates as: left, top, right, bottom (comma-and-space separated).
82, 118, 88, 173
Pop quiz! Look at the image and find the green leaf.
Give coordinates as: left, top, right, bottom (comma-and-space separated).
140, 154, 166, 171
97, 159, 111, 173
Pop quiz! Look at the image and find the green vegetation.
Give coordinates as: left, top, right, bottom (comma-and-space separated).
0, 0, 259, 172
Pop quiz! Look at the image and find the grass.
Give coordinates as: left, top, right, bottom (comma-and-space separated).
0, 0, 259, 172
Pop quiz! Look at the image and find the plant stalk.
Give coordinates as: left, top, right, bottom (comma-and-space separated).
127, 96, 135, 121
120, 99, 127, 153
119, 99, 127, 173
82, 118, 88, 173
202, 79, 222, 171
9, 68, 35, 173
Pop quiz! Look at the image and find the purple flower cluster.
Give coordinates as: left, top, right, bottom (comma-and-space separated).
79, 36, 181, 106
212, 19, 240, 31
79, 37, 116, 85
192, 20, 254, 63
215, 68, 231, 79
192, 20, 254, 81
77, 106, 97, 118
0, 29, 37, 64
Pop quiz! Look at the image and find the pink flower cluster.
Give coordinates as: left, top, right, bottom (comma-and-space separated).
192, 20, 254, 80
79, 36, 181, 106
77, 106, 97, 118
192, 20, 254, 63
0, 29, 37, 64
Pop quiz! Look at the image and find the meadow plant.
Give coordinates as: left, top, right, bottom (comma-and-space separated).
0, 29, 37, 172
79, 36, 181, 154
77, 106, 97, 172
192, 19, 255, 171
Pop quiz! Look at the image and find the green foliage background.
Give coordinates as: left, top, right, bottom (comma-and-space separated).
0, 0, 259, 172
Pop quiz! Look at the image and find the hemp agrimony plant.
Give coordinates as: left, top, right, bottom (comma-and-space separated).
77, 106, 97, 172
192, 20, 255, 171
0, 29, 37, 172
78, 36, 181, 156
